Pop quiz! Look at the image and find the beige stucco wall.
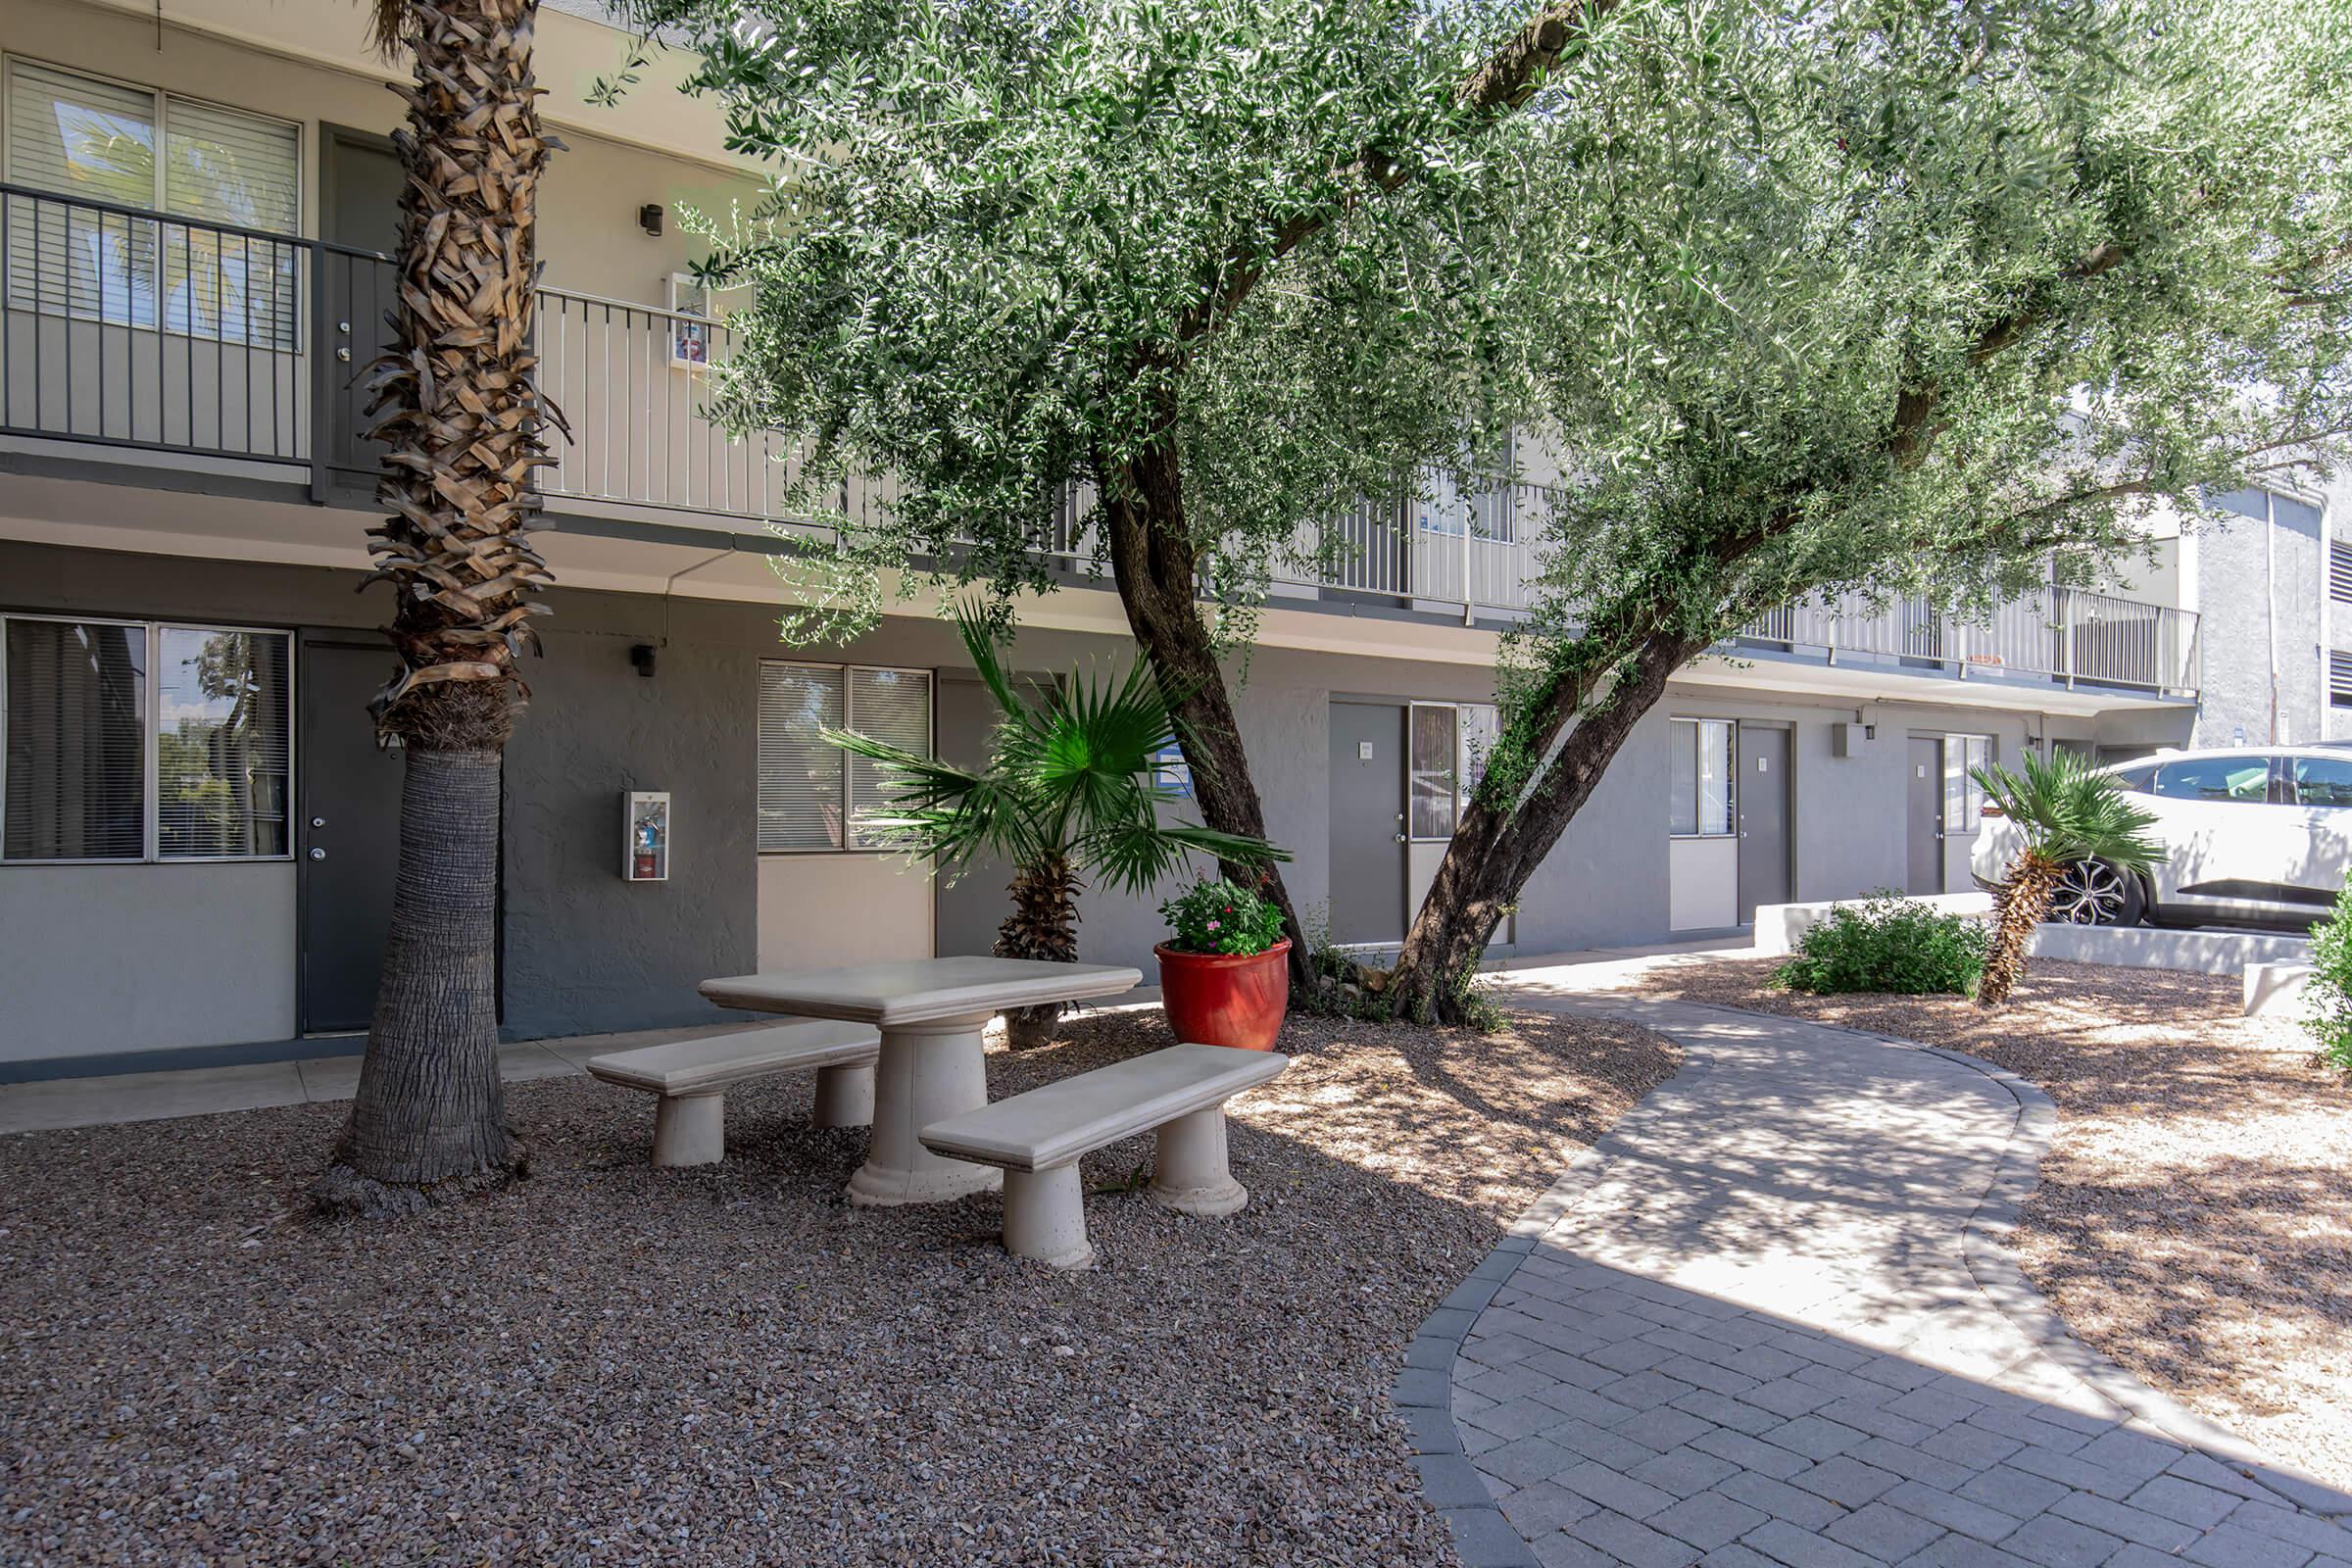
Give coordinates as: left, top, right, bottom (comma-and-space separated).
756, 854, 934, 972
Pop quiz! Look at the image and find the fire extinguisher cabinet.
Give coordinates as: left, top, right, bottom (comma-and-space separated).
624, 791, 670, 882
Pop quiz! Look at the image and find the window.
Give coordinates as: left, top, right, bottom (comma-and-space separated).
756, 662, 932, 851
1405, 702, 1499, 841
4, 60, 301, 347
1942, 735, 1993, 831
2333, 542, 2352, 608
1415, 436, 1517, 543
1669, 718, 1735, 837
2109, 762, 2158, 794
2152, 756, 2272, 803
2289, 757, 2352, 808
2332, 651, 2352, 710
3, 616, 290, 862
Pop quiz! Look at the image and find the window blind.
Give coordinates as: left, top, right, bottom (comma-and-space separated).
2331, 650, 2352, 708
2331, 542, 2352, 606
155, 627, 291, 858
845, 667, 932, 848
1669, 718, 1734, 836
5, 63, 158, 321
757, 664, 846, 850
3, 618, 148, 860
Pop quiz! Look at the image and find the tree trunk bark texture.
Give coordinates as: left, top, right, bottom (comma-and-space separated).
1976, 856, 2058, 1007
1387, 630, 1706, 1023
317, 750, 517, 1215
1101, 422, 1315, 993
997, 854, 1080, 1049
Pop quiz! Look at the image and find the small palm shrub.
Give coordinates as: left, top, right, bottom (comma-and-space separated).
2302, 881, 2352, 1073
1775, 894, 1989, 997
1973, 750, 2163, 1007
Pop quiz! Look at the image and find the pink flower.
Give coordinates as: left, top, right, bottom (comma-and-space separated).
1206, 919, 1221, 931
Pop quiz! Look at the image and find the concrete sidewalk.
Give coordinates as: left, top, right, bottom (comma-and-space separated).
1397, 982, 2352, 1568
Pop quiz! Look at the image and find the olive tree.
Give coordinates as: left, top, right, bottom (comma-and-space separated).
1381, 0, 2352, 1017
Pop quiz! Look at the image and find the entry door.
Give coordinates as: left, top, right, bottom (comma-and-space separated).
1905, 737, 1945, 895
322, 127, 406, 478
1328, 703, 1406, 946
1737, 727, 1791, 920
298, 640, 407, 1033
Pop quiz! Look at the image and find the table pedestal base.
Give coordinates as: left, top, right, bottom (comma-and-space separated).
848, 1015, 1002, 1206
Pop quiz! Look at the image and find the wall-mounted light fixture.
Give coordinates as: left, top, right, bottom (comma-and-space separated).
638, 203, 664, 237
630, 643, 658, 678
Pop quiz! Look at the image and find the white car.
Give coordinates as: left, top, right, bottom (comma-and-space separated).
1970, 744, 2352, 928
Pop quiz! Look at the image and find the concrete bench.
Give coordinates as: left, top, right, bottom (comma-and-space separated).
587, 1020, 881, 1167
918, 1042, 1289, 1269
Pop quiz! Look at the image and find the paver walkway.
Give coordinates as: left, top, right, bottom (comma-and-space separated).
1396, 990, 2352, 1568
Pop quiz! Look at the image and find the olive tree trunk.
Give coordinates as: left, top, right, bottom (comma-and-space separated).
1101, 419, 1315, 993
1386, 629, 1707, 1023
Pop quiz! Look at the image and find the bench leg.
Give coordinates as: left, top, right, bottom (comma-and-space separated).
652, 1092, 725, 1167
1002, 1164, 1093, 1270
1150, 1106, 1249, 1216
811, 1062, 875, 1129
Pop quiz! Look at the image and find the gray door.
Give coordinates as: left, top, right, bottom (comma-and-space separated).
1906, 737, 1945, 895
321, 127, 404, 478
1328, 702, 1405, 946
1737, 726, 1791, 921
298, 640, 406, 1033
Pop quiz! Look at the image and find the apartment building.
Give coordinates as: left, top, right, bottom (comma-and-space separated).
0, 0, 2204, 1080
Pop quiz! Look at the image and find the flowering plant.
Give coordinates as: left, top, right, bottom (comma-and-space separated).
1158, 877, 1288, 956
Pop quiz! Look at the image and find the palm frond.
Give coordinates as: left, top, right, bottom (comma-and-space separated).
1974, 749, 2165, 874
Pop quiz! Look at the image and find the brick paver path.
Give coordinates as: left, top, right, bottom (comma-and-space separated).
1396, 994, 2352, 1568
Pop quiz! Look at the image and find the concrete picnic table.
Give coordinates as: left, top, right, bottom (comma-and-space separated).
698, 956, 1143, 1205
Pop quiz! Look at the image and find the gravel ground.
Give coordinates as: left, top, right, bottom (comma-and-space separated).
0, 1005, 1675, 1567
1612, 956, 2352, 1490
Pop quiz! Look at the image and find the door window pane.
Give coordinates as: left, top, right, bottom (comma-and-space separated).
2291, 757, 2352, 808
1408, 704, 1457, 839
1943, 735, 1992, 830
844, 667, 932, 848
1458, 704, 1499, 800
1670, 719, 1734, 836
2152, 757, 2271, 802
3, 618, 147, 859
156, 627, 290, 857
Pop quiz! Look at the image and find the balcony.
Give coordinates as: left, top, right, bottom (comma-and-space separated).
0, 184, 2197, 699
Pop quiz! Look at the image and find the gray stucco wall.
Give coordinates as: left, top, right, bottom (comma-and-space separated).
2188, 501, 2325, 749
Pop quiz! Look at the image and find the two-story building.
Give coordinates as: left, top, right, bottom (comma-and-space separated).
0, 0, 2205, 1080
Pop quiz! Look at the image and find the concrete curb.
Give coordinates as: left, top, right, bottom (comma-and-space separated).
1390, 1034, 1723, 1568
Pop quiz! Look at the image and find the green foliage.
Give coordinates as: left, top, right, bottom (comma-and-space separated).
2303, 882, 2352, 1074
1972, 751, 2164, 877
1158, 877, 1289, 956
1775, 894, 1989, 997
828, 601, 1287, 891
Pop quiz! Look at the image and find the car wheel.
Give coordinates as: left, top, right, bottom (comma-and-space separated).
2043, 859, 2144, 927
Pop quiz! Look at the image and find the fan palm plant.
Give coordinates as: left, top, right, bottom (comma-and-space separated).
1972, 750, 2163, 1007
829, 604, 1288, 1048
317, 0, 562, 1214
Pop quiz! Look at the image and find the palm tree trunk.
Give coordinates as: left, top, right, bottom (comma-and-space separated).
997, 854, 1080, 1048
318, 0, 554, 1213
1977, 856, 2058, 1007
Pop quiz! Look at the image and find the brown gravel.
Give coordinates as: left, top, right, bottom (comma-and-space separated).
0, 1005, 1675, 1567
1612, 955, 2352, 1489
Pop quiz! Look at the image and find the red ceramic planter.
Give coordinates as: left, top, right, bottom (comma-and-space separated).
1155, 939, 1293, 1053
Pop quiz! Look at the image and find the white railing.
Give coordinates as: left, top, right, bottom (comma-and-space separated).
1736, 587, 2200, 695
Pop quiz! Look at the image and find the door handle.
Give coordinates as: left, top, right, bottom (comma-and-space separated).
309, 847, 326, 860
1393, 832, 1407, 844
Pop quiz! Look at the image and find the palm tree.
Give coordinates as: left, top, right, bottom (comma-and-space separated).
1973, 750, 2163, 1008
315, 0, 561, 1215
830, 604, 1288, 1049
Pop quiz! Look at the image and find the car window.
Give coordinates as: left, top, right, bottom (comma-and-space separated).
2292, 757, 2352, 808
2109, 764, 2157, 794
2151, 757, 2272, 803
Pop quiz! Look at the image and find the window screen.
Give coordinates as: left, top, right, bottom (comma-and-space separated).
3, 617, 148, 860
845, 666, 932, 848
1669, 719, 1734, 836
155, 627, 290, 857
757, 663, 846, 850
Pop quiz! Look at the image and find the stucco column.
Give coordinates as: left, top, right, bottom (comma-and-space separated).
847, 1014, 1003, 1205
1002, 1164, 1093, 1269
810, 1062, 875, 1129
652, 1092, 725, 1168
1150, 1107, 1249, 1215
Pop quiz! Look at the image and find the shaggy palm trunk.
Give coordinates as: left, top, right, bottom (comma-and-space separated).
1977, 855, 2059, 1007
317, 0, 557, 1214
997, 854, 1081, 1048
1101, 417, 1313, 994
1387, 630, 1706, 1023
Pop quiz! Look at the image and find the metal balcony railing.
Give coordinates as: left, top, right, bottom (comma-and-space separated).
0, 182, 2198, 697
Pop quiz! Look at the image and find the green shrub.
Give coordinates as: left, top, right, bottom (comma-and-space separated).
2302, 881, 2352, 1073
1158, 876, 1288, 956
1774, 893, 1989, 997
